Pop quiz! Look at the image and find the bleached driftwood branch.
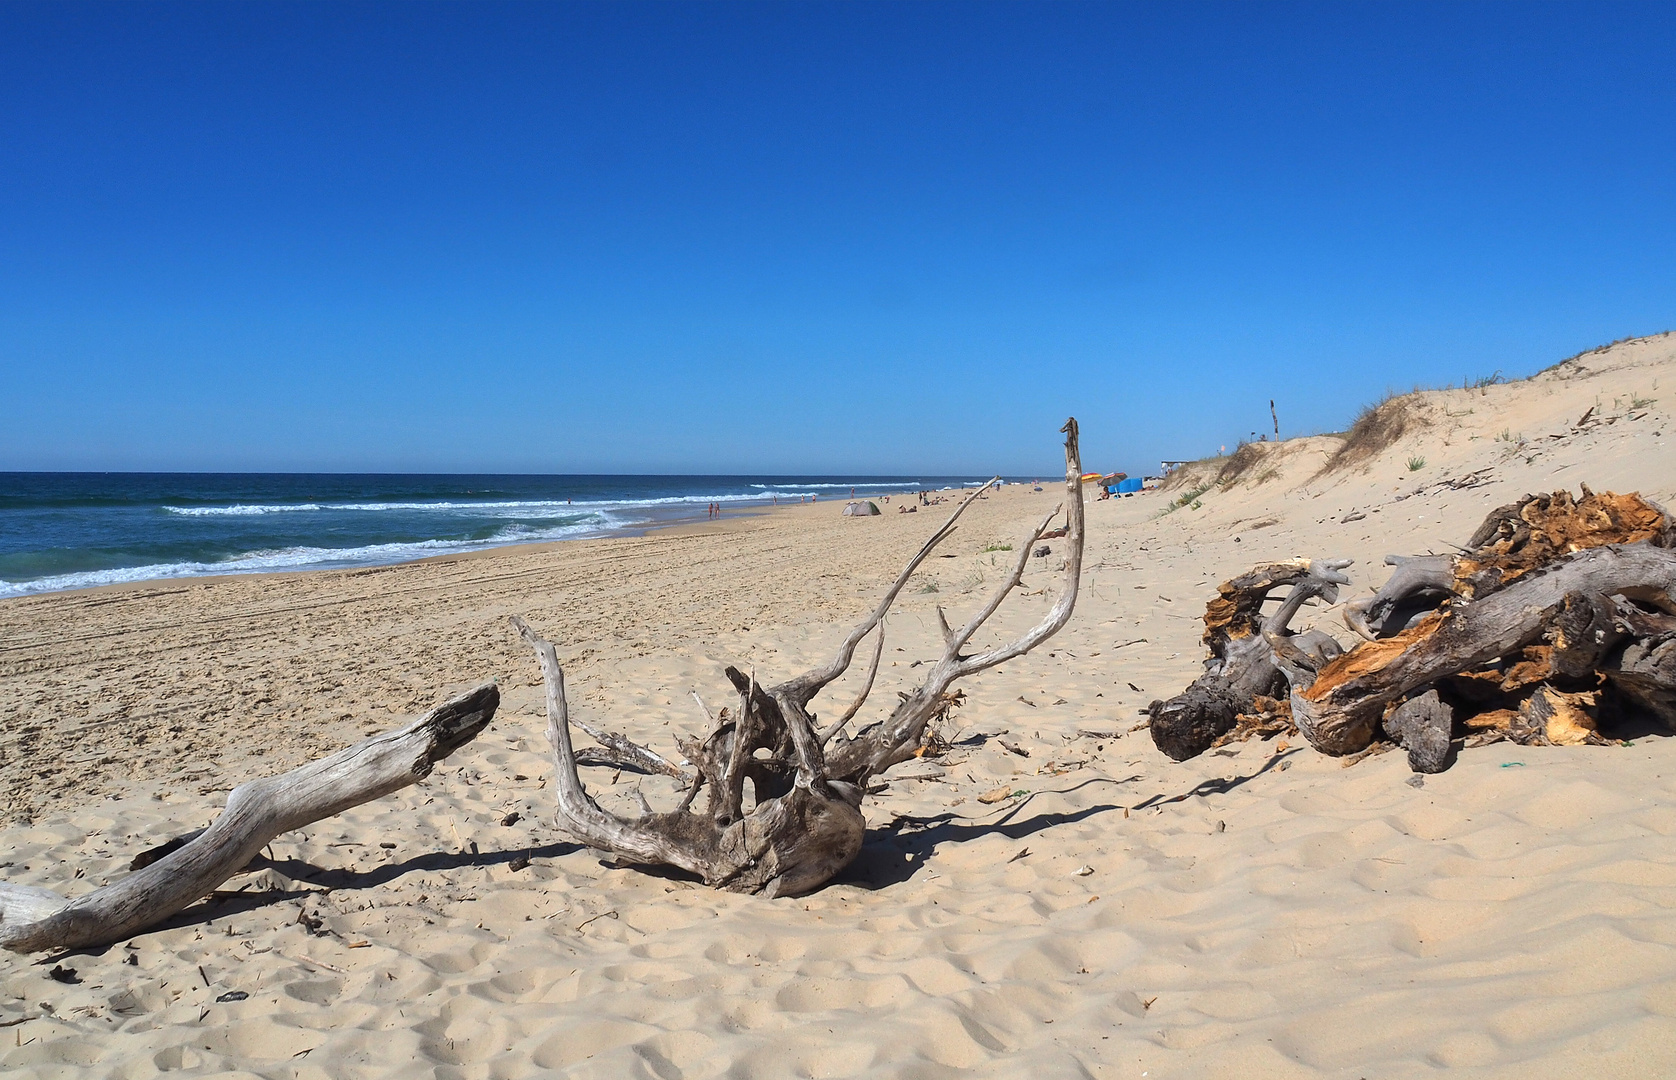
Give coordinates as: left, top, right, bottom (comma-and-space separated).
0, 682, 499, 953
513, 419, 1087, 897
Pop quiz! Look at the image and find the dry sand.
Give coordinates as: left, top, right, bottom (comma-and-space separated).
3, 333, 1676, 1078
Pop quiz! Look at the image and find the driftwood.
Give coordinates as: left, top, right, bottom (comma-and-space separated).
1295, 541, 1676, 756
512, 420, 1086, 897
1147, 558, 1350, 760
1344, 487, 1672, 640
1153, 486, 1676, 773
0, 683, 499, 953
1382, 689, 1454, 773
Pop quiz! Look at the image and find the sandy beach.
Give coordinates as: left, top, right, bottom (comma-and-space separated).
4, 334, 1676, 1078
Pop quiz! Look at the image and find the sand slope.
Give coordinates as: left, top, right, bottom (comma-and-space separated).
2, 334, 1675, 1078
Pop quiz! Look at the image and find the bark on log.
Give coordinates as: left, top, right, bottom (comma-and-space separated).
513, 419, 1087, 896
0, 683, 499, 953
1461, 486, 1672, 587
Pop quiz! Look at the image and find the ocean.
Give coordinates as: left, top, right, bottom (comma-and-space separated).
0, 473, 1001, 598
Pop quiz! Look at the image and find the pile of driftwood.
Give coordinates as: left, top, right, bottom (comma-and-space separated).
0, 421, 1086, 953
1150, 486, 1676, 773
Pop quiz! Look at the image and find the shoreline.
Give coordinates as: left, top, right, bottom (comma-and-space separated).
0, 485, 994, 604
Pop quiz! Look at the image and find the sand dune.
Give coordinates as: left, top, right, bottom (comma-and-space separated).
3, 334, 1675, 1077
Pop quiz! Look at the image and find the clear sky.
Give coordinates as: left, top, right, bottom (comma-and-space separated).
2, 2, 1673, 478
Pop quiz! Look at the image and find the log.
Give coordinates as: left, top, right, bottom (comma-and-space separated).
1607, 635, 1676, 729
1154, 486, 1676, 773
1149, 678, 1251, 762
512, 419, 1087, 896
1546, 591, 1627, 680
1382, 690, 1454, 773
1295, 543, 1676, 755
0, 682, 499, 953
1148, 558, 1351, 760
1459, 487, 1671, 591
1343, 488, 1669, 641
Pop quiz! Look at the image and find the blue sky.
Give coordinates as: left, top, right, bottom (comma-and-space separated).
2, 2, 1672, 477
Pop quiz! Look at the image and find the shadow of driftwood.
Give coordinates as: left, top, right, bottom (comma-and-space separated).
250, 841, 582, 892
840, 775, 1141, 889
41, 841, 586, 962
1128, 746, 1300, 810
842, 751, 1302, 889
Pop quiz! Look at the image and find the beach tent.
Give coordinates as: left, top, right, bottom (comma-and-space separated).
842, 500, 881, 516
1117, 477, 1143, 493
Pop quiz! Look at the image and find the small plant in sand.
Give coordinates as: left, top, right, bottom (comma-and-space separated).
1632, 393, 1658, 409
1161, 483, 1212, 516
981, 542, 1013, 553
1407, 456, 1426, 471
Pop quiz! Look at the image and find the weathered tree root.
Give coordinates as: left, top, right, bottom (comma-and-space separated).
1296, 543, 1676, 757
1156, 486, 1676, 773
1344, 487, 1671, 640
514, 420, 1087, 897
0, 683, 500, 953
1148, 558, 1350, 760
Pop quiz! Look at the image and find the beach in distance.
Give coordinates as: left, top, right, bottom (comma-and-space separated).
4, 334, 1676, 1078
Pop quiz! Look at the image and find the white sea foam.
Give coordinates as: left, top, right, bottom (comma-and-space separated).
165, 499, 588, 516
0, 519, 613, 599
164, 503, 327, 516
161, 489, 919, 517
748, 482, 934, 490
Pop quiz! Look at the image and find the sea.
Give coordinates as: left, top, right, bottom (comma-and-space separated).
0, 473, 1007, 598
